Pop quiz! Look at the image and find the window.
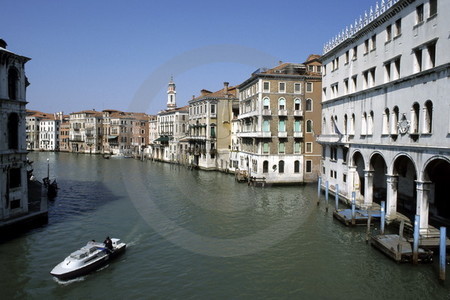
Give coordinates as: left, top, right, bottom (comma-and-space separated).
278, 98, 286, 110
279, 82, 286, 93
344, 114, 348, 135
294, 161, 300, 173
393, 57, 401, 79
8, 68, 18, 100
391, 106, 399, 135
306, 82, 313, 93
352, 46, 358, 60
279, 160, 285, 173
386, 25, 392, 42
384, 62, 391, 82
8, 113, 19, 150
429, 0, 437, 17
9, 168, 21, 188
263, 161, 269, 173
382, 108, 390, 135
263, 82, 270, 92
294, 142, 301, 154
294, 120, 301, 132
316, 66, 322, 73
306, 160, 312, 173
294, 83, 301, 93
411, 103, 420, 134
371, 35, 376, 51
279, 142, 285, 154
416, 4, 424, 24
427, 42, 436, 69
263, 97, 270, 110
306, 142, 312, 153
368, 111, 374, 135
414, 48, 423, 72
263, 143, 269, 154
211, 104, 216, 114
308, 65, 314, 72
279, 120, 286, 132
361, 113, 367, 135
344, 78, 349, 94
350, 114, 355, 135
306, 120, 313, 133
305, 99, 313, 111
394, 19, 401, 37
423, 100, 433, 134
263, 120, 270, 132
343, 147, 348, 163
352, 76, 357, 93
294, 98, 301, 110
345, 50, 349, 64
364, 39, 369, 54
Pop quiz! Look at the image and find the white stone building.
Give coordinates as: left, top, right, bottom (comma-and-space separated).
318, 0, 450, 230
0, 39, 33, 221
39, 116, 60, 151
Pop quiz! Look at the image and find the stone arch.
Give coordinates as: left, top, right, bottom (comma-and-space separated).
350, 150, 365, 198
423, 156, 450, 222
369, 152, 388, 204
392, 154, 418, 219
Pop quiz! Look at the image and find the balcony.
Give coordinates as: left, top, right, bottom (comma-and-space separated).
278, 109, 288, 116
278, 131, 287, 138
189, 135, 206, 141
315, 134, 342, 144
262, 109, 272, 116
237, 131, 271, 138
293, 131, 303, 138
293, 110, 303, 117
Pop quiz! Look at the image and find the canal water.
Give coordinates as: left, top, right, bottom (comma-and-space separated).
1, 152, 449, 299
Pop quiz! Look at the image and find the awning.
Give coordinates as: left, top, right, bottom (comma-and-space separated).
108, 135, 118, 140
154, 136, 170, 142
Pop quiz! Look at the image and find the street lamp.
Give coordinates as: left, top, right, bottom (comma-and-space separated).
47, 158, 50, 179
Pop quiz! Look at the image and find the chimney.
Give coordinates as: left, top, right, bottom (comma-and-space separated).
224, 82, 229, 95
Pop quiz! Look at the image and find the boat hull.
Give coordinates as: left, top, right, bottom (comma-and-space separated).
51, 244, 126, 281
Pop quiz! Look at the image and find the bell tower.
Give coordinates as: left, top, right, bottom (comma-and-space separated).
167, 77, 176, 110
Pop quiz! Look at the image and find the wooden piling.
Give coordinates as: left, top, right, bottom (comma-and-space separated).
396, 220, 405, 262
325, 181, 329, 212
366, 212, 372, 243
380, 201, 385, 235
412, 215, 420, 264
335, 184, 339, 211
351, 192, 356, 226
317, 176, 321, 203
440, 227, 446, 281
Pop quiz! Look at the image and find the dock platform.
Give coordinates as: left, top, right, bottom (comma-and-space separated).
370, 234, 433, 263
333, 209, 381, 226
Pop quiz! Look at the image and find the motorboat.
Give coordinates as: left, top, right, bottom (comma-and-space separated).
50, 238, 126, 280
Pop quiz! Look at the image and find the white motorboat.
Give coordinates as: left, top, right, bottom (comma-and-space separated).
50, 238, 126, 280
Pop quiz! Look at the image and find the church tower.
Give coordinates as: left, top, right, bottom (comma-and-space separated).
167, 77, 176, 110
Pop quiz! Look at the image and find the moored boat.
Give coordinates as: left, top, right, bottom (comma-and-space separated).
50, 238, 126, 280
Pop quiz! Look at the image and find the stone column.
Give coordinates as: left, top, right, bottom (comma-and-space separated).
386, 175, 398, 221
347, 166, 357, 204
416, 180, 431, 234
363, 170, 374, 208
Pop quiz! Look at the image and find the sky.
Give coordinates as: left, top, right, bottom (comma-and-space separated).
1, 0, 375, 115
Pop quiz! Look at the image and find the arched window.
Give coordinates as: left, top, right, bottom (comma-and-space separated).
278, 97, 286, 110
391, 106, 399, 134
8, 68, 19, 100
8, 113, 19, 149
411, 102, 420, 134
361, 112, 367, 135
306, 99, 313, 111
306, 120, 313, 133
350, 114, 355, 134
368, 111, 374, 135
344, 114, 348, 135
423, 100, 433, 133
263, 119, 270, 132
294, 160, 300, 173
322, 117, 327, 134
279, 160, 285, 173
263, 97, 270, 110
294, 98, 301, 110
263, 161, 269, 173
382, 108, 390, 134
294, 120, 301, 132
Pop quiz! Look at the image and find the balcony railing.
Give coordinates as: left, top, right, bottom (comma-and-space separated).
278, 131, 287, 138
262, 109, 272, 116
237, 131, 271, 138
278, 109, 288, 116
293, 110, 303, 117
293, 131, 303, 138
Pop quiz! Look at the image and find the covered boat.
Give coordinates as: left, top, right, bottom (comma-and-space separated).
50, 238, 126, 280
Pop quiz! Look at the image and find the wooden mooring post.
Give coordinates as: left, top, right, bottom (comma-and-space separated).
351, 192, 356, 225
380, 201, 385, 235
396, 220, 405, 262
317, 176, 322, 203
335, 184, 339, 211
440, 227, 446, 281
325, 181, 329, 212
412, 214, 420, 264
366, 212, 372, 243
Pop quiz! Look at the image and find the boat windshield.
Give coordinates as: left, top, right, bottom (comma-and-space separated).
69, 250, 88, 260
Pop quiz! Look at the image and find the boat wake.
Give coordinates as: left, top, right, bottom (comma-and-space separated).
53, 276, 85, 285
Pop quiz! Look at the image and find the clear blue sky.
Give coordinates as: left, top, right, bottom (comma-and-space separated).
1, 0, 374, 115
